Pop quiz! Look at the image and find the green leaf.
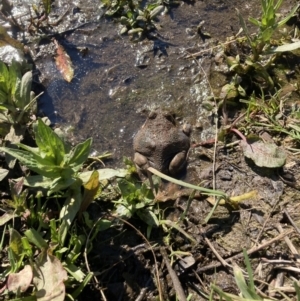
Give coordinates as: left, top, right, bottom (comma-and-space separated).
71, 272, 94, 299
0, 146, 63, 178
136, 208, 159, 227
64, 138, 92, 170
266, 41, 300, 53
25, 229, 48, 249
233, 263, 262, 299
0, 61, 9, 96
248, 17, 261, 27
148, 167, 227, 198
261, 27, 273, 42
149, 5, 164, 19
79, 168, 128, 183
115, 203, 133, 219
243, 250, 256, 292
18, 71, 32, 110
294, 282, 300, 301
22, 175, 53, 188
59, 186, 82, 245
236, 9, 253, 47
34, 118, 66, 165
274, 0, 283, 11
49, 176, 76, 194
64, 262, 85, 282
9, 228, 24, 262
118, 179, 137, 200
8, 61, 21, 105
42, 0, 52, 15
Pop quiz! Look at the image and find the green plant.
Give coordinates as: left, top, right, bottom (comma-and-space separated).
0, 61, 39, 139
0, 118, 117, 299
240, 89, 300, 142
211, 250, 264, 301
2, 221, 102, 300
115, 177, 159, 228
225, 0, 300, 90
237, 0, 300, 62
100, 0, 182, 38
0, 118, 92, 193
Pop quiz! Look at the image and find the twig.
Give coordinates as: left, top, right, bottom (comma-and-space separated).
275, 223, 300, 262
161, 248, 187, 301
261, 258, 293, 264
203, 235, 232, 269
197, 228, 294, 273
135, 276, 153, 301
283, 209, 300, 236
135, 287, 148, 301
84, 216, 107, 301
184, 37, 242, 59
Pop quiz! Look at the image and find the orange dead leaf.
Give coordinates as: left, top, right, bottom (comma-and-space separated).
53, 38, 74, 82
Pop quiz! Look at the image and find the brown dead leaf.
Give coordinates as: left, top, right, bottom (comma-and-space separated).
33, 251, 68, 301
53, 38, 74, 82
6, 265, 33, 293
241, 140, 286, 168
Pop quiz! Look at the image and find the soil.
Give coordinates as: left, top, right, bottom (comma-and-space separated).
1, 0, 300, 300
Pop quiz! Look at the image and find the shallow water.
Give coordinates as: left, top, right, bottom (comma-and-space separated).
33, 0, 264, 166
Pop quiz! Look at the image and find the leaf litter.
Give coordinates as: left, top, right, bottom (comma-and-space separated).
53, 38, 74, 83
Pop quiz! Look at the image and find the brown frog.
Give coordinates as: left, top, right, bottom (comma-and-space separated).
133, 111, 190, 177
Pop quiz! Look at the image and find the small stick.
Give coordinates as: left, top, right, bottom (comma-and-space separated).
161, 248, 187, 301
284, 209, 300, 236
197, 228, 294, 273
275, 223, 300, 262
203, 235, 232, 269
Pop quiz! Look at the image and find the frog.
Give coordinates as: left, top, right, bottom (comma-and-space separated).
133, 111, 191, 177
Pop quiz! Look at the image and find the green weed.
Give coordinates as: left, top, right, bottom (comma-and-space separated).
0, 61, 39, 140
100, 0, 182, 38
224, 0, 300, 93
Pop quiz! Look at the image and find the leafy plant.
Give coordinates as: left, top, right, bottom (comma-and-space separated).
0, 60, 38, 139
211, 250, 264, 301
0, 118, 92, 193
115, 178, 160, 228
224, 0, 300, 92
100, 0, 181, 38
237, 0, 300, 62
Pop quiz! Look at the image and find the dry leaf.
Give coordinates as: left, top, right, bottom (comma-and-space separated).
241, 140, 286, 168
7, 265, 33, 293
33, 251, 68, 301
53, 38, 74, 82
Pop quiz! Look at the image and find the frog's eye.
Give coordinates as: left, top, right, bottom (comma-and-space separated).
164, 113, 176, 124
